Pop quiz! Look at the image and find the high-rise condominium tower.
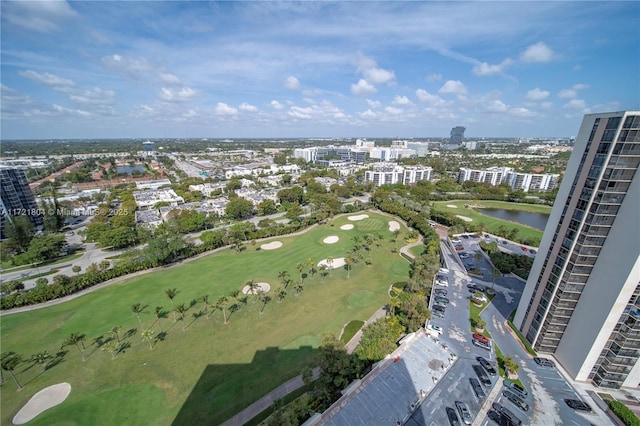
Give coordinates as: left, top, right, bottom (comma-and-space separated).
450, 126, 465, 145
514, 111, 640, 389
0, 167, 43, 239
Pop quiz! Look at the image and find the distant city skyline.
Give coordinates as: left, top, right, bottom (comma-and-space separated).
1, 1, 639, 140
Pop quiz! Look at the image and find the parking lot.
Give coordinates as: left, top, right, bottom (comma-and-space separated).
411, 234, 614, 426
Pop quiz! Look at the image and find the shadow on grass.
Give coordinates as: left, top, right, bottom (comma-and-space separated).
171, 346, 318, 426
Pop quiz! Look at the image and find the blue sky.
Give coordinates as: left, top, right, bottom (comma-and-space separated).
1, 1, 639, 140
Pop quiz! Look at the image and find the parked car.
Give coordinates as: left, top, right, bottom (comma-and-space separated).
427, 324, 443, 334
487, 409, 501, 423
473, 333, 489, 344
492, 403, 522, 426
564, 399, 592, 412
434, 303, 447, 311
459, 253, 470, 259
437, 280, 449, 287
501, 240, 508, 245
455, 246, 464, 251
530, 249, 537, 254
503, 390, 529, 412
469, 378, 486, 400
534, 357, 556, 368
435, 296, 450, 305
446, 407, 461, 426
455, 401, 472, 425
521, 246, 528, 251
471, 234, 480, 238
434, 289, 447, 296
467, 283, 485, 292
477, 356, 497, 376
503, 380, 527, 398
433, 310, 445, 318
473, 364, 492, 387
473, 339, 491, 351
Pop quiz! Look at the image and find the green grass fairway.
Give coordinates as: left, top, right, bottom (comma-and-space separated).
0, 212, 410, 425
433, 200, 548, 242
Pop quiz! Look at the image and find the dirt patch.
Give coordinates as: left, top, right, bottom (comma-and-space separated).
260, 241, 283, 250
388, 221, 400, 232
456, 215, 473, 222
347, 214, 369, 221
13, 382, 72, 425
323, 236, 339, 244
340, 224, 354, 230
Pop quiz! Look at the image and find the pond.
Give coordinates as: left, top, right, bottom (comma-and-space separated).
477, 208, 549, 230
116, 165, 146, 175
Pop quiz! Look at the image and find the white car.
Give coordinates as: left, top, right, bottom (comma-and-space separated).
427, 324, 443, 334
436, 280, 448, 287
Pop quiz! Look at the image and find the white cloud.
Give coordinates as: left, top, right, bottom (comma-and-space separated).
270, 100, 284, 110
351, 79, 377, 96
415, 89, 446, 105
540, 102, 553, 110
438, 80, 467, 96
365, 68, 395, 85
288, 106, 313, 119
484, 100, 508, 113
392, 95, 411, 106
53, 104, 91, 117
366, 99, 382, 109
215, 102, 238, 115
69, 87, 115, 105
520, 42, 554, 63
525, 88, 550, 101
509, 107, 536, 118
359, 109, 377, 119
472, 58, 513, 76
2, 0, 78, 33
160, 73, 181, 85
159, 87, 196, 102
563, 99, 587, 109
558, 89, 577, 99
284, 76, 300, 90
18, 70, 75, 88
384, 106, 403, 115
239, 102, 258, 112
573, 83, 590, 90
426, 73, 443, 82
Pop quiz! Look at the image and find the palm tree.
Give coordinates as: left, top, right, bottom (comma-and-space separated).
1, 352, 24, 390
131, 303, 145, 329
504, 357, 520, 377
141, 329, 154, 350
31, 351, 52, 369
474, 251, 484, 263
352, 235, 361, 248
165, 288, 178, 322
110, 326, 122, 344
278, 270, 290, 287
259, 294, 272, 314
103, 341, 119, 359
62, 332, 87, 361
230, 289, 241, 304
217, 296, 229, 324
490, 268, 501, 289
276, 287, 287, 303
294, 281, 304, 295
327, 256, 334, 275
345, 254, 353, 278
393, 229, 401, 242
319, 264, 328, 282
307, 258, 315, 277
296, 262, 305, 283
200, 295, 212, 318
154, 307, 164, 331
174, 303, 189, 330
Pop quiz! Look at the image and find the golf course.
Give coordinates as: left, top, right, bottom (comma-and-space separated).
0, 212, 411, 425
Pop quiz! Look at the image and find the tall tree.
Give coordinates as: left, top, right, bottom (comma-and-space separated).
490, 268, 501, 289
4, 215, 36, 254
344, 254, 353, 278
154, 307, 164, 331
31, 350, 52, 370
174, 303, 189, 330
296, 262, 305, 283
141, 329, 155, 349
319, 264, 328, 282
276, 287, 287, 303
278, 270, 290, 287
307, 258, 316, 277
200, 295, 212, 319
103, 341, 118, 359
216, 296, 229, 324
1, 352, 24, 390
131, 303, 146, 329
62, 333, 87, 361
166, 288, 178, 322
259, 293, 272, 314
109, 326, 122, 344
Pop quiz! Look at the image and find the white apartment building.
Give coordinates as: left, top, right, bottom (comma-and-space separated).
135, 179, 172, 190
369, 147, 416, 161
514, 111, 640, 389
506, 171, 559, 192
457, 167, 512, 186
364, 163, 432, 187
133, 189, 184, 210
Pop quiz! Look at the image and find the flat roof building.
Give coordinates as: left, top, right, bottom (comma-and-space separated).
514, 111, 640, 389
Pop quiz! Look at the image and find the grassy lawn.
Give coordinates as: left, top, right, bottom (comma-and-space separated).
433, 200, 546, 243
340, 320, 365, 344
0, 212, 410, 426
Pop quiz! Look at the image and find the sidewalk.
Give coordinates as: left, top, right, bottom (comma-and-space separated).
344, 305, 389, 354
220, 367, 321, 426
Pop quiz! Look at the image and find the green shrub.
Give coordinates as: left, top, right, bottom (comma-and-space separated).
607, 400, 640, 426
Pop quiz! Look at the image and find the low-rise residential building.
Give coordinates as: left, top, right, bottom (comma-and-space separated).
135, 179, 172, 190
457, 167, 512, 186
133, 188, 184, 210
224, 164, 299, 179
135, 209, 163, 229
188, 182, 226, 197
369, 147, 416, 161
457, 167, 559, 192
364, 163, 432, 187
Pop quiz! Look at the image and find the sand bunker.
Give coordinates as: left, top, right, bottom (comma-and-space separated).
323, 236, 339, 244
388, 221, 400, 232
241, 282, 271, 294
317, 258, 346, 270
456, 215, 473, 222
13, 382, 71, 425
348, 214, 369, 221
260, 241, 283, 250
340, 224, 354, 230
446, 204, 457, 208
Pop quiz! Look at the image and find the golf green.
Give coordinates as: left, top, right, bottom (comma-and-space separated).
0, 212, 411, 425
